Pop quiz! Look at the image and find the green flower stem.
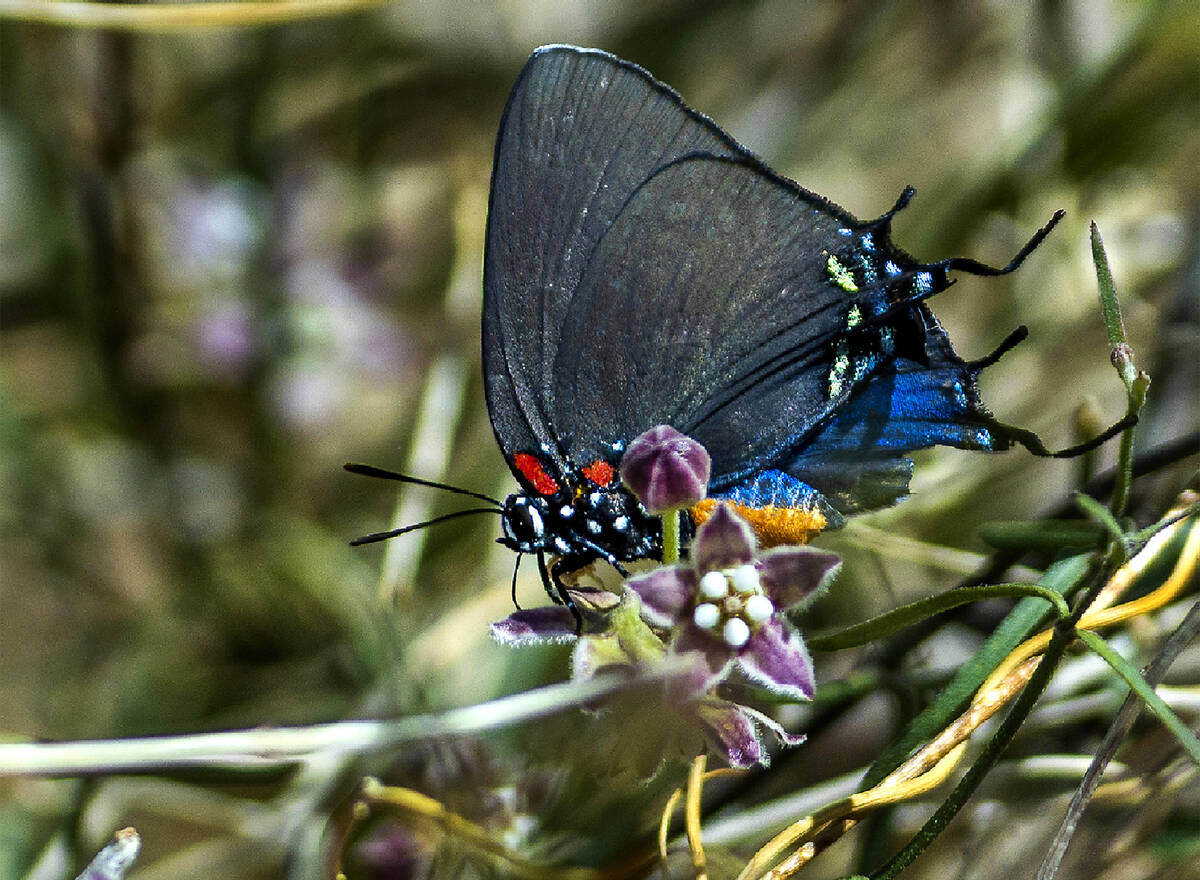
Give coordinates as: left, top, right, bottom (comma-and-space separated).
872, 527, 1135, 877
1110, 373, 1147, 520
612, 597, 668, 663
861, 554, 1090, 790
1090, 222, 1148, 520
662, 508, 681, 564
1074, 492, 1131, 559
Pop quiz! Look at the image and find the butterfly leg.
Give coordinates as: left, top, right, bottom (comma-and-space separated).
537, 552, 597, 633
509, 553, 524, 610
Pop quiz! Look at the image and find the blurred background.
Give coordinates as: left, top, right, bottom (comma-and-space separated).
1, 1, 1197, 878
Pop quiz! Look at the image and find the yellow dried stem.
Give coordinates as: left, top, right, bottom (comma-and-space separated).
687, 754, 710, 880
360, 779, 605, 880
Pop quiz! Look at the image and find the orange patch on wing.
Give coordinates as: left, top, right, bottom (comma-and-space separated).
690, 499, 827, 547
580, 460, 615, 486
513, 453, 560, 495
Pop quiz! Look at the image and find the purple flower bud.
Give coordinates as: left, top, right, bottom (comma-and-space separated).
355, 822, 431, 880
619, 425, 710, 513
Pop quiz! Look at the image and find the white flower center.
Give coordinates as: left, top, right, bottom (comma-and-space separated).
691, 563, 775, 647
699, 570, 728, 599
744, 594, 774, 623
693, 602, 721, 629
729, 564, 759, 594
723, 618, 750, 648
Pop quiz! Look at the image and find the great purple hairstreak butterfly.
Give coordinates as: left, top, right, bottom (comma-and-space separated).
347, 44, 1126, 615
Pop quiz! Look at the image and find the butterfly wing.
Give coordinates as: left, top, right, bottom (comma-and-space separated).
486, 44, 1029, 519
551, 154, 858, 480
781, 327, 1011, 515
483, 45, 749, 483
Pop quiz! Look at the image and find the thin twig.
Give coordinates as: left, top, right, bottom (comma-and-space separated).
0, 0, 385, 31
361, 780, 604, 880
1036, 595, 1200, 878
0, 667, 686, 777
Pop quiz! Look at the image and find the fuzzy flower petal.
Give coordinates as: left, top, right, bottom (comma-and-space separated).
736, 618, 816, 700
490, 607, 577, 646
735, 704, 808, 749
627, 568, 697, 627
758, 546, 842, 611
619, 425, 711, 512
694, 504, 756, 572
694, 699, 807, 769
694, 700, 766, 769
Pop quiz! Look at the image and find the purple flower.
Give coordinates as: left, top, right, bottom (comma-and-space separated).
627, 504, 840, 701
489, 588, 621, 647
490, 606, 580, 646
619, 425, 710, 513
695, 698, 807, 769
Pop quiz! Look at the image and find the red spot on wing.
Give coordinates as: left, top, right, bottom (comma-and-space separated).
513, 453, 560, 495
581, 460, 615, 486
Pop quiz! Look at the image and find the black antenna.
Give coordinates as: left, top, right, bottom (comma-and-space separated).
344, 462, 503, 506
349, 507, 503, 546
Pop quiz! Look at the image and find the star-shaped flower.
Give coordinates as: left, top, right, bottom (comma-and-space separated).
627, 503, 840, 701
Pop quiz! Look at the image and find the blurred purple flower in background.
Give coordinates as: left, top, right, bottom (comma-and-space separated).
195, 298, 256, 377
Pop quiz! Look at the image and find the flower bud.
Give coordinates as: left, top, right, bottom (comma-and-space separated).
619, 425, 710, 513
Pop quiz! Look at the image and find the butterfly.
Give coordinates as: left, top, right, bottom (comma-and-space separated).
348, 45, 1123, 614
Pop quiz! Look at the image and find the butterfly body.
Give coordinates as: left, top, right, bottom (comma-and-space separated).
497, 452, 662, 567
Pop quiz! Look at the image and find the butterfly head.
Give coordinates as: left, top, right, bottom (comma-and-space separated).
497, 477, 662, 565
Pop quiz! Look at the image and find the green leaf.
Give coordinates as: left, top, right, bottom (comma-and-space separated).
1075, 492, 1132, 558
1076, 629, 1200, 765
860, 554, 1091, 790
979, 520, 1103, 551
808, 584, 1068, 652
1090, 222, 1128, 355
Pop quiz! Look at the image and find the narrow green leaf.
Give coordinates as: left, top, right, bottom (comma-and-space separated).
1074, 492, 1131, 558
860, 554, 1091, 790
1076, 629, 1200, 765
808, 584, 1068, 652
979, 520, 1103, 551
1090, 222, 1127, 352
1131, 501, 1200, 546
